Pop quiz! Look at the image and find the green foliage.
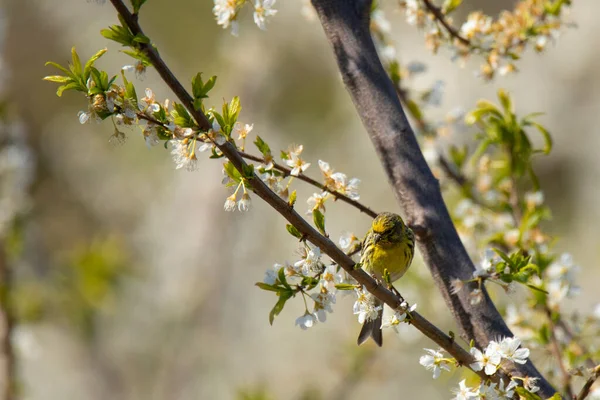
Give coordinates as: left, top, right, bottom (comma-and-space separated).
171, 102, 195, 128
191, 73, 217, 110
54, 237, 130, 338
466, 90, 552, 181
312, 209, 326, 235
286, 224, 303, 239
491, 248, 543, 290
100, 14, 149, 47
255, 266, 298, 325
44, 47, 108, 96
253, 135, 271, 157
130, 0, 148, 13
515, 387, 543, 400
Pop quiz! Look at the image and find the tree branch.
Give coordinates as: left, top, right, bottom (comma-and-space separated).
576, 364, 600, 400
238, 151, 377, 218
108, 0, 491, 382
310, 0, 555, 396
420, 0, 470, 46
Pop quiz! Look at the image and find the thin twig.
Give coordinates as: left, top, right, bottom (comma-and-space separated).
420, 0, 471, 46
104, 0, 504, 382
238, 151, 378, 218
556, 318, 597, 369
136, 110, 378, 218
545, 306, 574, 398
576, 364, 600, 400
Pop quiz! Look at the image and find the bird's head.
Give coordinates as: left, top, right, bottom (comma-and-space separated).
370, 212, 406, 246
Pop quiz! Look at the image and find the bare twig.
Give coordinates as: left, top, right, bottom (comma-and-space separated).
545, 306, 574, 398
576, 364, 600, 400
108, 0, 492, 382
310, 0, 555, 396
555, 318, 597, 369
420, 0, 471, 46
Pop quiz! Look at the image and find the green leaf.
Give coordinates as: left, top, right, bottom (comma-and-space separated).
286, 224, 303, 239
44, 61, 72, 77
493, 248, 513, 266
288, 190, 297, 207
514, 387, 543, 400
442, 0, 463, 13
131, 0, 148, 13
172, 103, 194, 128
242, 163, 255, 179
254, 135, 271, 156
223, 161, 242, 182
313, 209, 326, 235
525, 284, 548, 294
255, 282, 280, 292
277, 268, 292, 291
83, 48, 107, 80
70, 47, 83, 77
497, 89, 512, 113
229, 96, 241, 123
334, 283, 357, 291
56, 82, 82, 97
528, 120, 553, 155
269, 292, 292, 325
43, 75, 71, 84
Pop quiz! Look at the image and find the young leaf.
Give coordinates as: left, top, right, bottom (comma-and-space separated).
254, 135, 271, 156
288, 190, 297, 207
255, 282, 280, 292
286, 224, 303, 239
269, 291, 292, 325
313, 209, 326, 235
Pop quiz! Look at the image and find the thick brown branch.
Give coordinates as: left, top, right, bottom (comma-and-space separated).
108, 0, 490, 382
310, 0, 555, 396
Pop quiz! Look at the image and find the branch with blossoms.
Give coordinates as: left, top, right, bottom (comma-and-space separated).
398, 0, 572, 80
369, 3, 600, 398
43, 0, 600, 399
42, 0, 523, 387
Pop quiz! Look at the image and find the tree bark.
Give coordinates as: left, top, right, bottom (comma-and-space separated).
310, 0, 555, 396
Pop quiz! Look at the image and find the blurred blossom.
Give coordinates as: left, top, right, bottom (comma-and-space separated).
0, 120, 35, 237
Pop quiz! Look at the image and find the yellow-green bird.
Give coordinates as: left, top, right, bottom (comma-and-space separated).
357, 212, 415, 347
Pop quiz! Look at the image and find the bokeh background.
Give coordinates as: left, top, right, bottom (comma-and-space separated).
2, 0, 600, 399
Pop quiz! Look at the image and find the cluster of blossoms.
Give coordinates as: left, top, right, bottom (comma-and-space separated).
419, 338, 538, 399
213, 0, 277, 36
261, 238, 358, 330
0, 109, 35, 238
398, 0, 572, 80
305, 160, 362, 214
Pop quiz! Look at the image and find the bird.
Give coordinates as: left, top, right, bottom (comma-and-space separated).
357, 212, 415, 346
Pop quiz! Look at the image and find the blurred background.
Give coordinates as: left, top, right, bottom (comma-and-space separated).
1, 0, 599, 399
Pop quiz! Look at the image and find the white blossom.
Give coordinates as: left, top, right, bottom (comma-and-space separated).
419, 348, 452, 379
452, 379, 478, 400
294, 243, 322, 275
498, 336, 529, 364
353, 287, 381, 324
295, 313, 316, 330
253, 0, 277, 30
470, 343, 501, 375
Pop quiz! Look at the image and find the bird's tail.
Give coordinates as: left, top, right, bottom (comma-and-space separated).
357, 311, 383, 347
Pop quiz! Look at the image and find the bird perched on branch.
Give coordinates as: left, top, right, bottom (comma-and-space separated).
357, 212, 415, 346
